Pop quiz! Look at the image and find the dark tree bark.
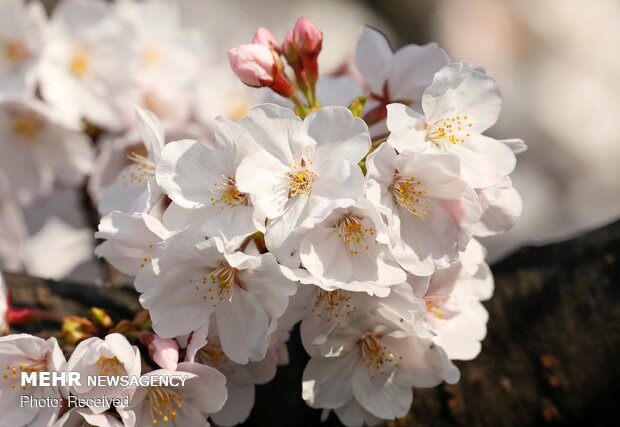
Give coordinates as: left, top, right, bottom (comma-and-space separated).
6, 219, 620, 426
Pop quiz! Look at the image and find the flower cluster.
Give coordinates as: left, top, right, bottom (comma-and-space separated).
0, 0, 259, 278
95, 19, 522, 427
0, 1, 524, 426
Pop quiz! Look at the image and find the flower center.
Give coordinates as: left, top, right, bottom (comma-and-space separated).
11, 113, 43, 141
358, 332, 401, 377
143, 45, 162, 68
147, 386, 182, 425
95, 356, 124, 377
71, 53, 89, 77
287, 158, 316, 198
209, 175, 248, 209
3, 359, 46, 390
4, 39, 28, 63
190, 264, 240, 307
196, 343, 236, 376
125, 151, 156, 185
425, 115, 473, 148
423, 293, 450, 319
390, 174, 430, 217
311, 289, 356, 323
336, 214, 375, 255
228, 101, 250, 121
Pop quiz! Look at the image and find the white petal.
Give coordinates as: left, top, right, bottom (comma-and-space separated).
305, 107, 371, 164
474, 185, 523, 236
236, 150, 289, 219
156, 139, 226, 208
423, 61, 502, 133
302, 351, 358, 409
23, 217, 93, 280
238, 103, 302, 165
133, 106, 165, 160
177, 362, 228, 415
312, 158, 365, 206
351, 363, 411, 419
210, 382, 254, 426
215, 287, 270, 364
388, 43, 449, 103
501, 138, 527, 154
451, 134, 516, 188
354, 26, 393, 95
385, 103, 429, 153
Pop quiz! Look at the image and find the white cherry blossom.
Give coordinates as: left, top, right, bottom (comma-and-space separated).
186, 335, 280, 426
0, 334, 67, 427
137, 231, 297, 364
67, 333, 141, 413
236, 104, 371, 267
302, 312, 459, 421
366, 142, 482, 275
117, 362, 226, 427
39, 0, 140, 130
355, 26, 449, 110
284, 281, 425, 351
411, 239, 494, 360
473, 177, 523, 237
156, 117, 265, 245
115, 0, 205, 130
0, 97, 94, 206
95, 211, 170, 277
295, 199, 405, 296
0, 0, 48, 95
385, 61, 520, 188
98, 106, 164, 216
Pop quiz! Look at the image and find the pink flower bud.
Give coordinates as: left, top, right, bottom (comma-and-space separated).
228, 44, 294, 98
293, 17, 323, 55
253, 27, 280, 53
140, 331, 179, 371
228, 44, 276, 88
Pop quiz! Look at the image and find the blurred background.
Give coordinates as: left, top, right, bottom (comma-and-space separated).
35, 0, 620, 279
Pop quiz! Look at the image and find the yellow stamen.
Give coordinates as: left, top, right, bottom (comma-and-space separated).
191, 264, 239, 306
336, 214, 375, 255
287, 158, 316, 198
11, 113, 43, 140
71, 54, 88, 77
4, 39, 28, 62
425, 115, 473, 147
147, 387, 182, 424
390, 175, 430, 218
208, 175, 248, 210
311, 289, 356, 322
359, 331, 401, 377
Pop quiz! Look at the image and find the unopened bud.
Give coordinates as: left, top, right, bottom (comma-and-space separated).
282, 30, 299, 65
228, 44, 276, 88
253, 27, 280, 53
228, 44, 293, 98
139, 331, 179, 371
293, 17, 323, 56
